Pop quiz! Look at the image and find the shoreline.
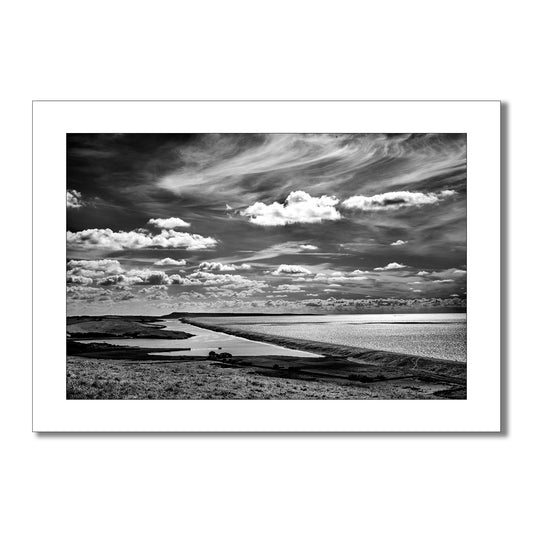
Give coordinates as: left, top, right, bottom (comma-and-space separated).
66, 316, 466, 399
180, 317, 466, 382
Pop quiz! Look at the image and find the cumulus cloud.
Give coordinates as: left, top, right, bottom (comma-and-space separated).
198, 261, 251, 272
374, 262, 406, 271
417, 271, 429, 276
67, 189, 84, 208
299, 244, 318, 251
148, 217, 191, 229
390, 240, 408, 246
432, 279, 454, 283
67, 259, 125, 282
67, 259, 123, 273
343, 190, 457, 211
66, 275, 93, 285
241, 190, 341, 226
97, 269, 187, 286
67, 259, 188, 287
66, 228, 217, 251
186, 271, 267, 291
271, 264, 312, 276
154, 258, 187, 267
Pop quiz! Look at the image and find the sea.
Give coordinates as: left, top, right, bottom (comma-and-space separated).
77, 313, 466, 362
196, 313, 467, 362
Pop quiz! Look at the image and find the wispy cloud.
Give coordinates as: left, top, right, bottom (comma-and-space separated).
67, 133, 467, 313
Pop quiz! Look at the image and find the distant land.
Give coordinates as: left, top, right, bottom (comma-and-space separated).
67, 308, 467, 319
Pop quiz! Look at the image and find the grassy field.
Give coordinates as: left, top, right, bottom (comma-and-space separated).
67, 356, 462, 400
67, 316, 192, 339
67, 341, 464, 399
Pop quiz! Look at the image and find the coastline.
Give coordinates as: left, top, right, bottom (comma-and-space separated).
66, 315, 466, 399
181, 317, 466, 383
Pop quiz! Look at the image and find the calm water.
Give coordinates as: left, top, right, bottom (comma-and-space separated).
76, 320, 322, 358
196, 313, 467, 362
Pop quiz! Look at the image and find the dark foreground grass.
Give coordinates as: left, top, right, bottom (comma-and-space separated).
67, 355, 463, 399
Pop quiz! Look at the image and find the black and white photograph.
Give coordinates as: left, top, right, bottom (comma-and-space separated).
66, 132, 467, 400
9, 0, 529, 530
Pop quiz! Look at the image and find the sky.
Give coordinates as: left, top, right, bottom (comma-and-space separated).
66, 133, 466, 315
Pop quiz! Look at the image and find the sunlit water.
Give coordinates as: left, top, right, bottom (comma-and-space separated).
195, 313, 467, 362
76, 320, 322, 358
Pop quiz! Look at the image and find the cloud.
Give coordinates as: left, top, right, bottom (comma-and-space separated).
67, 259, 123, 273
66, 275, 93, 285
96, 269, 186, 286
271, 264, 312, 276
198, 261, 251, 272
67, 189, 84, 208
390, 240, 408, 246
432, 279, 454, 283
154, 258, 187, 267
374, 262, 406, 271
67, 260, 188, 287
343, 190, 457, 211
67, 259, 125, 282
186, 271, 267, 291
148, 217, 191, 229
66, 286, 109, 300
417, 271, 429, 276
241, 190, 341, 226
312, 271, 370, 283
273, 284, 304, 293
67, 134, 467, 313
66, 228, 217, 251
138, 286, 169, 300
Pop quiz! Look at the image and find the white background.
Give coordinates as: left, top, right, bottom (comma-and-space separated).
1, 1, 529, 532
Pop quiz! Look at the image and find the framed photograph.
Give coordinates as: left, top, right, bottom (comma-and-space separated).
32, 100, 500, 432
